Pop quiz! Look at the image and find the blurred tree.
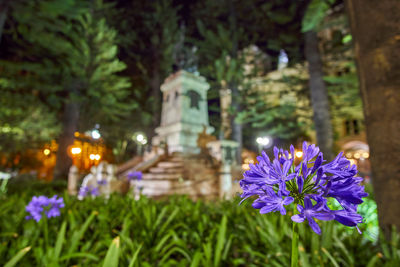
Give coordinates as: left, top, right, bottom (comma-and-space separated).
0, 0, 131, 179
302, 0, 335, 160
237, 65, 312, 148
185, 0, 307, 160
186, 0, 255, 162
346, 0, 400, 238
108, 0, 180, 142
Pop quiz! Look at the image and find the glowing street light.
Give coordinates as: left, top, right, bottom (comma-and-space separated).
91, 129, 101, 139
256, 136, 272, 147
256, 136, 272, 153
89, 154, 101, 161
71, 147, 82, 155
43, 149, 51, 156
133, 132, 148, 155
295, 151, 303, 158
136, 134, 144, 142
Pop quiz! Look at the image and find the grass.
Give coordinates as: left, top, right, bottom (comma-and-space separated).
0, 189, 398, 266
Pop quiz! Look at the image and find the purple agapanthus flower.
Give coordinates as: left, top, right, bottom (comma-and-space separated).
26, 195, 65, 222
127, 171, 142, 181
240, 141, 368, 234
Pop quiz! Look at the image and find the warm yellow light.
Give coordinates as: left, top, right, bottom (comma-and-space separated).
95, 154, 101, 161
43, 149, 51, 156
295, 151, 303, 158
89, 154, 95, 160
354, 152, 360, 159
345, 152, 352, 158
74, 132, 80, 137
71, 147, 82, 155
362, 152, 369, 158
242, 164, 250, 170
249, 159, 254, 164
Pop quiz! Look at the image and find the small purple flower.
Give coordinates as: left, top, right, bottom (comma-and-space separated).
97, 179, 107, 185
26, 195, 65, 222
91, 187, 99, 196
78, 185, 99, 198
78, 186, 90, 198
239, 141, 368, 235
127, 171, 142, 181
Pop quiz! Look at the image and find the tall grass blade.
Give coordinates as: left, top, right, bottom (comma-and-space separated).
53, 221, 67, 263
59, 252, 99, 261
4, 246, 31, 267
321, 247, 340, 267
102, 236, 120, 267
67, 211, 97, 255
366, 254, 381, 267
128, 244, 142, 267
214, 215, 227, 267
190, 251, 203, 267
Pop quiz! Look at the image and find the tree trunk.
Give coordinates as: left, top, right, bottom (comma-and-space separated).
0, 0, 10, 45
228, 0, 242, 164
345, 0, 400, 238
304, 30, 334, 160
53, 101, 80, 180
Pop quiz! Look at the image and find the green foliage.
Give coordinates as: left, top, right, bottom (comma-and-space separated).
325, 62, 363, 120
237, 68, 312, 145
0, 0, 132, 162
0, 191, 398, 266
109, 0, 180, 121
302, 0, 335, 33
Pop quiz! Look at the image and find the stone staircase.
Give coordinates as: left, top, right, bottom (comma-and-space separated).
137, 153, 219, 199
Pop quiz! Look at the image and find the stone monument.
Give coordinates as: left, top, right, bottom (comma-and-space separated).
153, 70, 214, 153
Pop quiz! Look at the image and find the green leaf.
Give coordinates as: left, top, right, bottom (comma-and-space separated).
190, 251, 203, 267
321, 247, 340, 267
102, 236, 120, 267
214, 215, 227, 267
302, 0, 331, 32
52, 221, 67, 263
128, 244, 142, 267
67, 211, 97, 255
59, 252, 99, 261
4, 246, 31, 267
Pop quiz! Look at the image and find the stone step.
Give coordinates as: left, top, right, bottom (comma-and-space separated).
170, 157, 184, 162
141, 180, 218, 196
142, 173, 183, 180
157, 161, 184, 168
148, 167, 183, 173
139, 179, 215, 190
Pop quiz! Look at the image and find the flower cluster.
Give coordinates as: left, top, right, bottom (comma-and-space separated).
240, 142, 368, 234
78, 185, 99, 198
127, 171, 142, 181
97, 179, 107, 185
25, 195, 65, 222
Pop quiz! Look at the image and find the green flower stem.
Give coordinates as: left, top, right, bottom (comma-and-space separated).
42, 217, 49, 250
291, 207, 299, 267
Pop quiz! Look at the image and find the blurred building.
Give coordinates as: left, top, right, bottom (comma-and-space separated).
37, 132, 108, 180
242, 3, 371, 178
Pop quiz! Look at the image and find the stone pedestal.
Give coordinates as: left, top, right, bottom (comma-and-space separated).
68, 165, 79, 196
153, 70, 213, 154
207, 140, 239, 199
